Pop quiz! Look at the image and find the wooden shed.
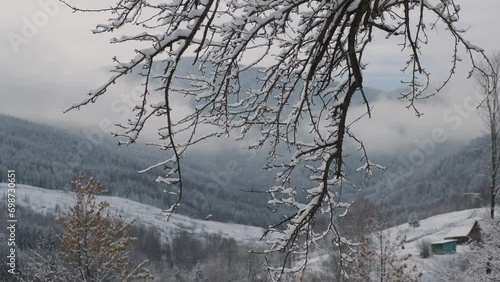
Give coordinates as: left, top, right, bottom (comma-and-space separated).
431, 239, 457, 255
444, 219, 481, 244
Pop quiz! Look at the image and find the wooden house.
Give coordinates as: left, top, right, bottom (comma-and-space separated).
431, 239, 457, 255
444, 219, 481, 244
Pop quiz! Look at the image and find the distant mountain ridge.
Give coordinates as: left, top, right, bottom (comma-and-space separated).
0, 113, 490, 227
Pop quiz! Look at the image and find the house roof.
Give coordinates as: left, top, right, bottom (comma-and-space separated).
432, 239, 457, 245
444, 219, 477, 238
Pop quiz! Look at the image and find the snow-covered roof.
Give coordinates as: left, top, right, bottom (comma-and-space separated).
444, 219, 477, 238
431, 239, 457, 245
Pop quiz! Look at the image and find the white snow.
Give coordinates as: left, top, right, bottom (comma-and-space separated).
431, 239, 457, 244
444, 218, 476, 238
386, 208, 481, 245
5, 183, 491, 280
0, 183, 265, 244
307, 207, 487, 281
381, 208, 485, 281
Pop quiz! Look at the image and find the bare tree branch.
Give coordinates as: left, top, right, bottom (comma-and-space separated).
63, 0, 491, 279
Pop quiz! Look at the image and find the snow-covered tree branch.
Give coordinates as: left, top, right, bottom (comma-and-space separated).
62, 0, 491, 279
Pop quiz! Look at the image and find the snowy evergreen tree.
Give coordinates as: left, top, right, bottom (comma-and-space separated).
408, 212, 420, 228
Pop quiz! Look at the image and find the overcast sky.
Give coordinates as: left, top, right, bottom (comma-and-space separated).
1, 0, 499, 155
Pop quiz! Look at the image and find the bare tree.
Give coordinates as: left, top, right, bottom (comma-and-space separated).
416, 239, 431, 259
475, 53, 500, 219
61, 0, 491, 279
59, 175, 152, 282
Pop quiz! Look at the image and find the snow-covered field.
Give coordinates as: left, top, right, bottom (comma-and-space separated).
384, 208, 486, 281
2, 183, 489, 280
0, 183, 265, 244
307, 207, 487, 281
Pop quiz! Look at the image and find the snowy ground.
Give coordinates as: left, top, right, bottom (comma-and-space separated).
381, 208, 485, 281
306, 208, 487, 281
0, 183, 265, 244
1, 183, 487, 280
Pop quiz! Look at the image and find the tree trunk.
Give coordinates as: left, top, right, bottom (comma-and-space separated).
491, 123, 496, 219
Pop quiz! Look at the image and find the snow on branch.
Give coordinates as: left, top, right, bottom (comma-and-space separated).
64, 0, 491, 279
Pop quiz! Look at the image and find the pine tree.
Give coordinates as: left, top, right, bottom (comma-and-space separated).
408, 212, 420, 228
59, 174, 152, 282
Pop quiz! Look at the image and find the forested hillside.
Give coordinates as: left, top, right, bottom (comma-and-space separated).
361, 137, 489, 224
0, 113, 491, 227
0, 114, 277, 226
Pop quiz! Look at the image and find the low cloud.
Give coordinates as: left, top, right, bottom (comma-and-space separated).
1, 0, 497, 157
347, 77, 485, 156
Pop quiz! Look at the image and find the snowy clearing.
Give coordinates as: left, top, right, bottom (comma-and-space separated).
2, 183, 490, 281
377, 208, 484, 281
307, 207, 487, 281
0, 183, 265, 244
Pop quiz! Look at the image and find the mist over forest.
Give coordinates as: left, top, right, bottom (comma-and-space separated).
3, 0, 500, 280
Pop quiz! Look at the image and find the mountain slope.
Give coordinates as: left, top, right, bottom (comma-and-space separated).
0, 183, 264, 244
386, 208, 486, 282
359, 136, 490, 224
0, 113, 492, 227
309, 207, 486, 281
0, 114, 277, 226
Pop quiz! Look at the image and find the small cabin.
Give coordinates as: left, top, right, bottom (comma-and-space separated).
431, 239, 457, 255
444, 219, 481, 244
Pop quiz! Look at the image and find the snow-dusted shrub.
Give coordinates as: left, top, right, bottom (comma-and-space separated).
417, 239, 432, 258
